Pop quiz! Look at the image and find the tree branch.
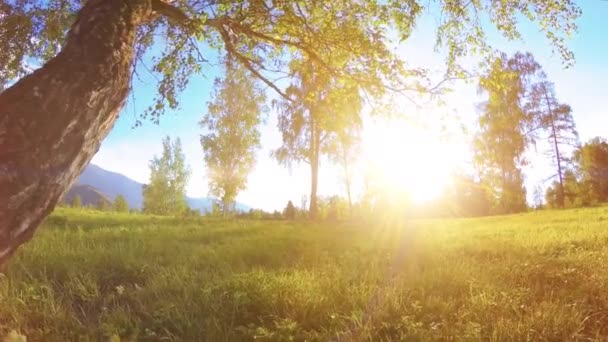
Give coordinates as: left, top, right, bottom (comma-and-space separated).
218, 28, 289, 100
151, 0, 190, 24
149, 2, 446, 101
145, 4, 293, 99
225, 20, 326, 66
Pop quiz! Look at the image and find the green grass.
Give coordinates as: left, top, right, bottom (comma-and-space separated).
3, 207, 608, 341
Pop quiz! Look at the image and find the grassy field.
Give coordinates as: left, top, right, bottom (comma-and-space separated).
2, 207, 608, 341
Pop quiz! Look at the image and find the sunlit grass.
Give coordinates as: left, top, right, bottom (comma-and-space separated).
2, 207, 608, 340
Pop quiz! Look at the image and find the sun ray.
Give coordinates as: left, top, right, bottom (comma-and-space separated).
361, 117, 468, 204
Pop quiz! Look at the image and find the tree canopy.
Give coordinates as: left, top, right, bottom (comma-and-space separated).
143, 136, 190, 215
274, 57, 363, 219
200, 61, 265, 214
574, 137, 608, 204
474, 52, 543, 214
1, 0, 581, 114
113, 194, 130, 213
543, 138, 608, 208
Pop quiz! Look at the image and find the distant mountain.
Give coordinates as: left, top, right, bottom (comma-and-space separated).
185, 197, 214, 213
78, 164, 144, 208
185, 197, 250, 213
69, 164, 250, 212
62, 184, 112, 207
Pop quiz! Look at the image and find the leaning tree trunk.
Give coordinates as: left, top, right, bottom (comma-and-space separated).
0, 0, 152, 266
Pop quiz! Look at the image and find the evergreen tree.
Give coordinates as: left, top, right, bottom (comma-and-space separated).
528, 79, 579, 208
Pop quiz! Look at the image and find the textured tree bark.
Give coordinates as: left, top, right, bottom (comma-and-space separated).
0, 0, 152, 266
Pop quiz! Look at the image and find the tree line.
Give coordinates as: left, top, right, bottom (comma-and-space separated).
142, 50, 606, 220
472, 52, 578, 214
544, 138, 608, 208
412, 52, 606, 218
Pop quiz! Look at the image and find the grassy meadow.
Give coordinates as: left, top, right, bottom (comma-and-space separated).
2, 207, 608, 340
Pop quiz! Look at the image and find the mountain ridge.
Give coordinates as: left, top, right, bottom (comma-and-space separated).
66, 164, 249, 212
62, 184, 112, 207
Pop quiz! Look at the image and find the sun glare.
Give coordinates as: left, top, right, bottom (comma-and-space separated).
362, 118, 468, 203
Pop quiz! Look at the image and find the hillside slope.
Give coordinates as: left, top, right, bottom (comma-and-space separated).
61, 184, 112, 207
72, 164, 250, 212
78, 164, 144, 207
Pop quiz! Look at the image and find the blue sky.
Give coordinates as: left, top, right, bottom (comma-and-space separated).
91, 2, 608, 211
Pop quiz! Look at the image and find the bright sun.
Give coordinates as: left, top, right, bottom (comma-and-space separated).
362, 118, 468, 203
